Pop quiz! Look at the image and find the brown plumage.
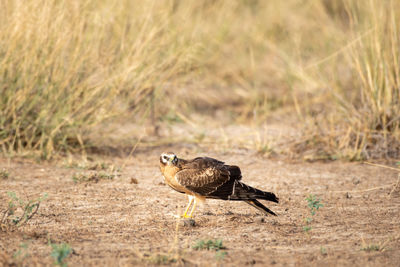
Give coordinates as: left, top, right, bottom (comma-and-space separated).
159, 152, 279, 218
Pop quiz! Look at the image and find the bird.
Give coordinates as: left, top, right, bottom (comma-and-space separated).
159, 152, 279, 218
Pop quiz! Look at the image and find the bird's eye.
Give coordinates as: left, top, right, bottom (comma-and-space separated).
163, 156, 168, 160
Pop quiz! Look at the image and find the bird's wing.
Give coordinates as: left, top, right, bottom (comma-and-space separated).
175, 157, 241, 196
179, 157, 225, 169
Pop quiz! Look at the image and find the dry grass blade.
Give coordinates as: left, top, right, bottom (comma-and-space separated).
331, 183, 397, 194
388, 174, 400, 198
363, 162, 400, 172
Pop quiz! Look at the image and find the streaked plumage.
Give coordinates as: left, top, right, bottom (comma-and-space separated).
159, 152, 279, 218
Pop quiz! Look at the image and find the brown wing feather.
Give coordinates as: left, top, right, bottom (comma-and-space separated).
180, 157, 224, 169
175, 157, 241, 196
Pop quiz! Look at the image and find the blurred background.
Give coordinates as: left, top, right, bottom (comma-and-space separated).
0, 0, 399, 160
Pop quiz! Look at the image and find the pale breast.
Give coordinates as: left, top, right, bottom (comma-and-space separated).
161, 164, 190, 194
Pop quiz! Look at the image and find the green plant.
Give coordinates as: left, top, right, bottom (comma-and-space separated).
193, 239, 225, 251
215, 251, 227, 261
13, 242, 30, 263
0, 168, 10, 179
97, 172, 116, 180
361, 244, 380, 252
50, 242, 72, 267
360, 236, 392, 252
1, 192, 48, 231
303, 194, 323, 232
306, 194, 323, 215
192, 239, 228, 261
147, 254, 177, 265
193, 239, 227, 260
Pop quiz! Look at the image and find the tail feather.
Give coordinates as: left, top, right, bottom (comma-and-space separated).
245, 200, 277, 216
233, 181, 279, 203
207, 179, 279, 215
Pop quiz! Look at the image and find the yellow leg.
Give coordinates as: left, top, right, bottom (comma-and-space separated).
182, 195, 194, 218
188, 198, 197, 217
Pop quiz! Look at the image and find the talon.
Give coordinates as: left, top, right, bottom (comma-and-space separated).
173, 214, 192, 219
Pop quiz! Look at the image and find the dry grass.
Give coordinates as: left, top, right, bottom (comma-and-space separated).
0, 0, 399, 160
293, 0, 400, 160
0, 0, 196, 158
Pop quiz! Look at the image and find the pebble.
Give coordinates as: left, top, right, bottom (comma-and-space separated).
352, 176, 361, 185
255, 217, 265, 223
180, 219, 196, 227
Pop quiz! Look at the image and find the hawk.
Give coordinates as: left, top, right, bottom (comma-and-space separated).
159, 152, 279, 218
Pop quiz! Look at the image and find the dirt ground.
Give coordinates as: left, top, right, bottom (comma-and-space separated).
0, 145, 400, 266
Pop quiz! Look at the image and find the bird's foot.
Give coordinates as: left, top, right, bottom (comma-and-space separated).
173, 214, 193, 219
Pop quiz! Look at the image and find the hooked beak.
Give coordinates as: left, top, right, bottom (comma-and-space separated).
169, 156, 177, 165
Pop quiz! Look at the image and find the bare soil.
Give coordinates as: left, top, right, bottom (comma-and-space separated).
1, 146, 399, 266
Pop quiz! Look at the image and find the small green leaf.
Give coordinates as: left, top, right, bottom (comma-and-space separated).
215, 251, 227, 260
7, 191, 18, 200
50, 243, 72, 267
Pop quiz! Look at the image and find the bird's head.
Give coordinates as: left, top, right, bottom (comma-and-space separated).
160, 152, 178, 166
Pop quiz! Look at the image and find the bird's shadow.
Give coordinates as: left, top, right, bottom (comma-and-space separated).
202, 211, 256, 217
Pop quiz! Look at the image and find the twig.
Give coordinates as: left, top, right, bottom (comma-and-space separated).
175, 111, 197, 128
121, 135, 143, 170
1, 209, 9, 225
305, 26, 376, 70
331, 183, 396, 194
388, 174, 400, 198
17, 203, 40, 227
363, 162, 400, 172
